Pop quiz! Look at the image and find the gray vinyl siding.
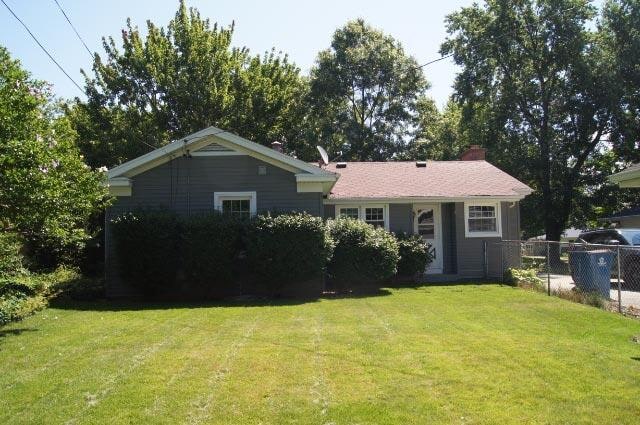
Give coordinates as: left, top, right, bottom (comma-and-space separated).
324, 204, 335, 219
388, 204, 413, 234
105, 155, 322, 296
455, 201, 520, 278
441, 203, 457, 274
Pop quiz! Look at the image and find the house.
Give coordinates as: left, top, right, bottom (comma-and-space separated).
600, 206, 640, 228
609, 163, 640, 188
105, 126, 532, 296
530, 228, 583, 243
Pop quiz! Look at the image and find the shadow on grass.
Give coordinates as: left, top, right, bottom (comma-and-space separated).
0, 328, 38, 339
632, 357, 640, 362
48, 288, 393, 312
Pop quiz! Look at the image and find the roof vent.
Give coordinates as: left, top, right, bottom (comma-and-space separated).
336, 162, 347, 169
416, 161, 427, 168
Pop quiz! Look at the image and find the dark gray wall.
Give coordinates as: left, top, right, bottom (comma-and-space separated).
441, 203, 457, 274
106, 155, 323, 296
388, 203, 413, 234
322, 201, 520, 278
324, 204, 335, 219
454, 201, 520, 278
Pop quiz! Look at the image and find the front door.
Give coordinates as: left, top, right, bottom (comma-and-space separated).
414, 204, 443, 274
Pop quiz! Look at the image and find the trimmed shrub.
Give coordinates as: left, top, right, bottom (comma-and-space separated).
395, 233, 433, 276
0, 232, 25, 276
111, 210, 181, 294
246, 213, 333, 292
327, 218, 399, 284
182, 212, 245, 288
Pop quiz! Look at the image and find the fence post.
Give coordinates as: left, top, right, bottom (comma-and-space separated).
546, 242, 551, 296
617, 245, 622, 313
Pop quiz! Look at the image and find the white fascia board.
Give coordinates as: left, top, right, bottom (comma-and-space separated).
107, 177, 132, 197
296, 174, 338, 194
323, 195, 526, 204
107, 126, 338, 180
214, 129, 336, 177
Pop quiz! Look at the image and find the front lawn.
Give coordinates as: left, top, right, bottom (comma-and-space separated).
1, 284, 639, 424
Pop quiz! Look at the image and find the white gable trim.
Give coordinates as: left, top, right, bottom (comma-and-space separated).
107, 126, 335, 180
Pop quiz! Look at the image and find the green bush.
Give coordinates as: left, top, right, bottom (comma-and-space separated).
0, 267, 83, 326
395, 233, 433, 276
182, 212, 245, 287
0, 232, 25, 276
505, 268, 545, 291
111, 210, 181, 294
327, 218, 399, 284
246, 213, 333, 291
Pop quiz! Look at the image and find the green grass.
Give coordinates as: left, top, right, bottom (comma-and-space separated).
1, 284, 639, 424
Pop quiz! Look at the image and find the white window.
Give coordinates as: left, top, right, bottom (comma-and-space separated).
464, 201, 502, 237
334, 204, 388, 230
214, 191, 257, 219
364, 207, 385, 228
337, 206, 359, 219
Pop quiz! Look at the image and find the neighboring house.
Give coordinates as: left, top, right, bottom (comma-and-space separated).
530, 228, 583, 242
609, 163, 640, 188
601, 206, 640, 228
105, 127, 532, 296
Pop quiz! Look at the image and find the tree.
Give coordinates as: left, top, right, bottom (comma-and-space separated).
0, 46, 108, 265
407, 98, 470, 160
307, 19, 429, 161
441, 0, 640, 241
69, 0, 308, 168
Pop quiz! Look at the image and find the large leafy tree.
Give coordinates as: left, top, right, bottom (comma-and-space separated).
407, 98, 471, 160
0, 46, 108, 264
307, 19, 429, 161
69, 0, 308, 168
442, 0, 640, 240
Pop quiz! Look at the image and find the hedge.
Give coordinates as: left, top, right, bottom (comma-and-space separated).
110, 210, 181, 294
182, 212, 244, 287
246, 213, 333, 291
327, 218, 399, 284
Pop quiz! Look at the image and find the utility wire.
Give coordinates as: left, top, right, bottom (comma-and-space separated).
415, 53, 454, 69
1, 0, 84, 93
52, 0, 93, 58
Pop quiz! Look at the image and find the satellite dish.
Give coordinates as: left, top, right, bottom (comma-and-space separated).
316, 145, 329, 166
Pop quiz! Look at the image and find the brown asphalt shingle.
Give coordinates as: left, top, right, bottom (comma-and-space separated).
321, 160, 531, 199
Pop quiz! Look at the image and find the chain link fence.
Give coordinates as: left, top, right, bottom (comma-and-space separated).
496, 240, 640, 314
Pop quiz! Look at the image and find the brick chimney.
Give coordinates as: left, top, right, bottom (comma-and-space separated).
271, 140, 283, 153
460, 145, 486, 161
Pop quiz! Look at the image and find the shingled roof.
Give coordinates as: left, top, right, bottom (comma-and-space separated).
322, 160, 532, 200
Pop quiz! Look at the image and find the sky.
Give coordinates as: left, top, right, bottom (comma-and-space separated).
0, 0, 475, 107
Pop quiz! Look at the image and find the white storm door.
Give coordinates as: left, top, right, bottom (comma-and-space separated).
413, 204, 443, 274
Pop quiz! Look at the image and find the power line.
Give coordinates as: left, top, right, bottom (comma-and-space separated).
1, 0, 84, 94
415, 53, 454, 69
52, 0, 93, 58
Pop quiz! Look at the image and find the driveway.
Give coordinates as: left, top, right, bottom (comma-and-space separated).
542, 273, 640, 309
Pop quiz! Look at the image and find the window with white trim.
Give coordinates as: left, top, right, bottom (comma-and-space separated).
464, 202, 501, 237
214, 191, 257, 219
364, 207, 385, 228
338, 207, 359, 219
222, 199, 251, 219
334, 204, 388, 230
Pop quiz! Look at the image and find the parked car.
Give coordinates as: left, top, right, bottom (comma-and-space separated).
576, 228, 640, 288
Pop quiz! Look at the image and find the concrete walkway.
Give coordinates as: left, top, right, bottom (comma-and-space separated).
541, 273, 640, 309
